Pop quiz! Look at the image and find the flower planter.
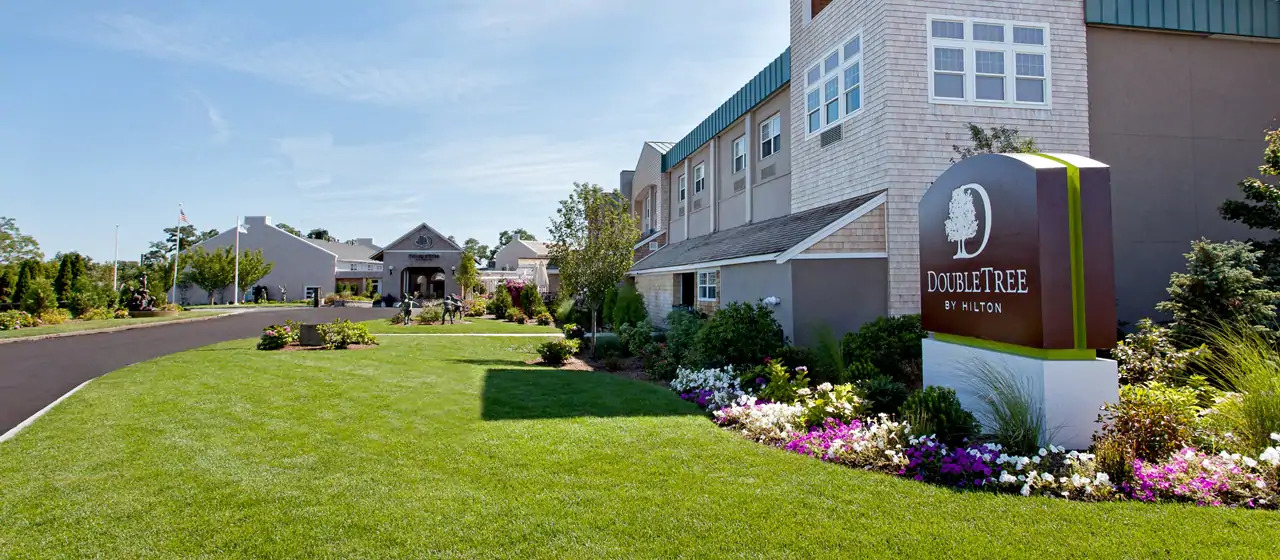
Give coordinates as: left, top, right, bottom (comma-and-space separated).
128, 310, 180, 318
299, 324, 324, 347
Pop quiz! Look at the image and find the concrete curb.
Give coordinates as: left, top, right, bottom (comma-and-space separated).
0, 312, 236, 345
0, 377, 95, 444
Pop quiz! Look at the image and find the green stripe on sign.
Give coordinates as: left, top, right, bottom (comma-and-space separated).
933, 333, 1095, 361
1034, 154, 1087, 350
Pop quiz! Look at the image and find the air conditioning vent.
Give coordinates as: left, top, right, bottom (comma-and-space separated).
649, 241, 659, 251
679, 207, 686, 216
820, 125, 843, 147
733, 178, 746, 192
693, 199, 703, 211
761, 164, 776, 180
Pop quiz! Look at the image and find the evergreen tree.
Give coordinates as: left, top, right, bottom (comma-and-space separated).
12, 259, 39, 305
53, 254, 73, 302
0, 265, 14, 303
1218, 129, 1280, 284
1156, 239, 1279, 343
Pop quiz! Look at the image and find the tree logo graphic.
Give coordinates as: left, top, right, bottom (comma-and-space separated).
944, 183, 992, 259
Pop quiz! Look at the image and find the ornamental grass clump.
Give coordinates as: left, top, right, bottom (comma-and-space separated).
967, 361, 1049, 456
1199, 324, 1280, 455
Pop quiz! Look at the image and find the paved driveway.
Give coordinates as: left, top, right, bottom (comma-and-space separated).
0, 307, 394, 433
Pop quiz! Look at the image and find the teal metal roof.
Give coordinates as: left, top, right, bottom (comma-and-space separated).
1085, 0, 1280, 39
661, 48, 791, 172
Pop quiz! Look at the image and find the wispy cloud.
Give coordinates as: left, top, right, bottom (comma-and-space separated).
83, 13, 501, 109
191, 91, 229, 144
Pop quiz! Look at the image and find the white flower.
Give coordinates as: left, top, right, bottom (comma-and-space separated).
1032, 456, 1041, 464
1244, 457, 1258, 468
1071, 474, 1085, 487
1259, 447, 1280, 466
796, 388, 812, 397
1271, 433, 1279, 442
1038, 448, 1048, 457
1020, 484, 1031, 497
817, 382, 833, 392
1256, 480, 1267, 489
1042, 472, 1054, 482
1094, 472, 1111, 485
1000, 472, 1017, 484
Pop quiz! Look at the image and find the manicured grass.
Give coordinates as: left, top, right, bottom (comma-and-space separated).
0, 311, 226, 340
0, 337, 1276, 558
185, 302, 312, 310
363, 316, 560, 334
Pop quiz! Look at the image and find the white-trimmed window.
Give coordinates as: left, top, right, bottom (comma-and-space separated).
349, 263, 357, 271
805, 33, 863, 135
643, 195, 652, 232
697, 270, 719, 301
928, 16, 1050, 107
760, 114, 781, 159
678, 174, 687, 202
732, 135, 746, 173
693, 163, 706, 194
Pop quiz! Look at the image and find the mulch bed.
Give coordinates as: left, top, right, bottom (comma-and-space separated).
525, 355, 648, 381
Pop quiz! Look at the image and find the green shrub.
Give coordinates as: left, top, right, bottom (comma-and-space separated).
1156, 239, 1278, 344
505, 308, 526, 324
562, 323, 584, 340
257, 323, 295, 350
520, 283, 546, 316
489, 286, 513, 318
77, 307, 113, 321
757, 360, 811, 404
67, 277, 113, 317
610, 284, 647, 327
537, 338, 579, 365
1097, 381, 1201, 461
534, 312, 553, 326
842, 314, 927, 387
1091, 433, 1136, 487
899, 386, 979, 446
603, 355, 623, 372
20, 278, 57, 315
602, 287, 618, 328
796, 382, 866, 428
112, 308, 129, 319
1114, 318, 1208, 384
594, 334, 625, 358
640, 342, 678, 381
38, 308, 71, 326
694, 302, 785, 369
858, 374, 910, 416
773, 345, 821, 381
845, 360, 880, 383
1199, 325, 1280, 454
617, 320, 653, 357
466, 299, 487, 317
0, 310, 36, 330
416, 307, 444, 324
315, 319, 378, 349
664, 308, 705, 368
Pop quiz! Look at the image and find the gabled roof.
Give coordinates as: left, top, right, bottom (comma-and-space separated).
304, 238, 381, 262
371, 222, 463, 260
646, 141, 676, 154
630, 191, 884, 272
661, 48, 790, 172
521, 240, 550, 257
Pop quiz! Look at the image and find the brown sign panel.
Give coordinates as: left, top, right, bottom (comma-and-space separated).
918, 153, 1115, 350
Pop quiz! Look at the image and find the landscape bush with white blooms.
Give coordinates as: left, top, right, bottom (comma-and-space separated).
671, 366, 751, 411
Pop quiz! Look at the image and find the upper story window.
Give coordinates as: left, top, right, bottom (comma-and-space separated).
760, 114, 781, 159
693, 163, 706, 194
732, 135, 746, 173
678, 173, 687, 202
805, 34, 863, 135
697, 270, 719, 301
643, 195, 652, 232
928, 16, 1050, 107
349, 263, 357, 271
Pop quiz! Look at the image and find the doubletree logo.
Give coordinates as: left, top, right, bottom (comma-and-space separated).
944, 183, 992, 259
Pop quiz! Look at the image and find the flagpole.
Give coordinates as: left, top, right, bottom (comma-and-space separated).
112, 224, 119, 292
170, 203, 182, 305
233, 216, 241, 305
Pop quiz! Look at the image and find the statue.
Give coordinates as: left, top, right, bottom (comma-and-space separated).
442, 294, 460, 325
278, 285, 287, 303
126, 274, 156, 311
400, 292, 416, 326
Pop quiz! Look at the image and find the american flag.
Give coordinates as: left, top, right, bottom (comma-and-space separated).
179, 208, 189, 224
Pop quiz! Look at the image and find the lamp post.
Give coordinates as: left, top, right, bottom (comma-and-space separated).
233, 217, 248, 305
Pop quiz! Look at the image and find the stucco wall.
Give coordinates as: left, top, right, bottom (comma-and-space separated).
185, 216, 336, 304
790, 257, 888, 346
493, 241, 538, 271
1088, 26, 1280, 323
719, 261, 795, 341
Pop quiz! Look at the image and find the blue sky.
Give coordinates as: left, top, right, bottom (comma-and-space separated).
0, 0, 789, 261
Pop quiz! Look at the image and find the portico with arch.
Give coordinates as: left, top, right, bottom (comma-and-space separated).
372, 222, 465, 301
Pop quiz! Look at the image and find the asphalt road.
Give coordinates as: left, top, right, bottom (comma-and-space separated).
0, 307, 394, 433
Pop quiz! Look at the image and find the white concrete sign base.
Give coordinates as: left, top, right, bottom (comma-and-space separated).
921, 338, 1119, 450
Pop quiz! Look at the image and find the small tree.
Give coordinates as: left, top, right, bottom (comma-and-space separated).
185, 246, 236, 305
489, 281, 513, 318
0, 216, 42, 265
12, 259, 40, 305
1156, 239, 1279, 344
235, 249, 275, 297
0, 266, 15, 303
306, 228, 336, 242
611, 284, 647, 327
276, 223, 303, 237
52, 252, 87, 303
951, 123, 1038, 162
20, 277, 56, 315
457, 250, 480, 299
548, 182, 640, 355
1218, 130, 1280, 284
520, 282, 545, 316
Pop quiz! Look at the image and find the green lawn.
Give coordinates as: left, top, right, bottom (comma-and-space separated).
0, 311, 226, 340
363, 316, 561, 334
0, 336, 1276, 558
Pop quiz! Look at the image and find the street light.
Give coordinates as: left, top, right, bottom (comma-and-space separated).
233, 217, 249, 305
